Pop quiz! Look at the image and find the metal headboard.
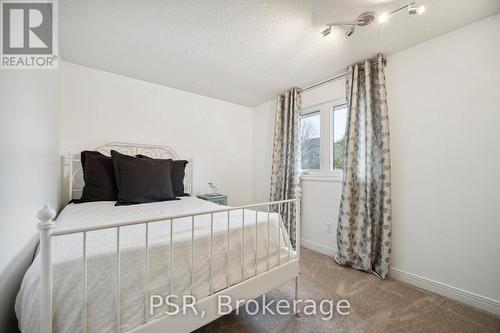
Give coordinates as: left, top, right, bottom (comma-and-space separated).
64, 142, 193, 204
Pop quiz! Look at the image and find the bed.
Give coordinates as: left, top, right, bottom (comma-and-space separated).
16, 143, 301, 333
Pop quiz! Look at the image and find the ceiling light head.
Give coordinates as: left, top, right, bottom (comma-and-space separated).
344, 26, 355, 39
378, 12, 389, 23
408, 3, 425, 15
321, 26, 332, 38
408, 3, 417, 14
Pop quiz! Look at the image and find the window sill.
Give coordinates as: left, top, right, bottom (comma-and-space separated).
300, 171, 343, 182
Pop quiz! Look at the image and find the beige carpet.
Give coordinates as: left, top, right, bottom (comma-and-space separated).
195, 248, 499, 333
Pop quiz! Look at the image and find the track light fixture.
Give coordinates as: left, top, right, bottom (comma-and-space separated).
408, 4, 419, 15
344, 26, 355, 39
408, 3, 426, 15
321, 26, 332, 38
321, 1, 426, 39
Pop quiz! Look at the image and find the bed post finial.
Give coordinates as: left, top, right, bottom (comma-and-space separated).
37, 205, 56, 225
37, 205, 56, 333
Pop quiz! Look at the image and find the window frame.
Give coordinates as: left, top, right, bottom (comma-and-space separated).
299, 108, 321, 171
299, 98, 347, 181
330, 103, 348, 171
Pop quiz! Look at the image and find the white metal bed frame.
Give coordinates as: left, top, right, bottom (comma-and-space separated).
37, 143, 301, 333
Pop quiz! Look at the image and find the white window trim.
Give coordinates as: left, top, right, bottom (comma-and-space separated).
301, 170, 343, 182
300, 98, 347, 182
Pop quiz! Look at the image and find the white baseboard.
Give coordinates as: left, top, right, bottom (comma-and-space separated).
300, 240, 500, 315
389, 267, 500, 316
300, 238, 338, 257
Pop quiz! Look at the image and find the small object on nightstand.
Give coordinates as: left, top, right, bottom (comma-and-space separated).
208, 182, 218, 194
197, 193, 228, 206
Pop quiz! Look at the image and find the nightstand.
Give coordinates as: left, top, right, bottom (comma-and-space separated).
197, 193, 228, 206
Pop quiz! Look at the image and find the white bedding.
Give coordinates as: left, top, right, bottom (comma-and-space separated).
15, 197, 293, 333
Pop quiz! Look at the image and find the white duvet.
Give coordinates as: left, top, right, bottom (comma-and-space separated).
16, 197, 293, 333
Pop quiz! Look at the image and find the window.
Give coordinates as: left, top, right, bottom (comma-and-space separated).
300, 111, 320, 169
331, 105, 347, 170
300, 101, 347, 175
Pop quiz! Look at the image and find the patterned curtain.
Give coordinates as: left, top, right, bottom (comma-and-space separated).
269, 88, 301, 246
334, 54, 392, 278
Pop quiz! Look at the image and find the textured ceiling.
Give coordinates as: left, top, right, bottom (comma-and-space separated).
60, 0, 500, 107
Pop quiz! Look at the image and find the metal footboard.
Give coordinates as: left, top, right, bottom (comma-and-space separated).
36, 188, 301, 333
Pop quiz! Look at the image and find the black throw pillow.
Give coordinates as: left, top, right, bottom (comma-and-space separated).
79, 151, 118, 202
136, 155, 189, 196
111, 150, 177, 205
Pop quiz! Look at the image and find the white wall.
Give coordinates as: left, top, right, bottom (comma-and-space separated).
386, 13, 500, 304
0, 71, 60, 332
60, 62, 254, 205
251, 100, 275, 203
252, 13, 500, 313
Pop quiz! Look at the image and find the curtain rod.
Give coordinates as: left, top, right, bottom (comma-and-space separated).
299, 56, 387, 93
299, 72, 346, 93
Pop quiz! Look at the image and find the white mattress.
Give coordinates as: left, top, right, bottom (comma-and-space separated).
15, 197, 293, 333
